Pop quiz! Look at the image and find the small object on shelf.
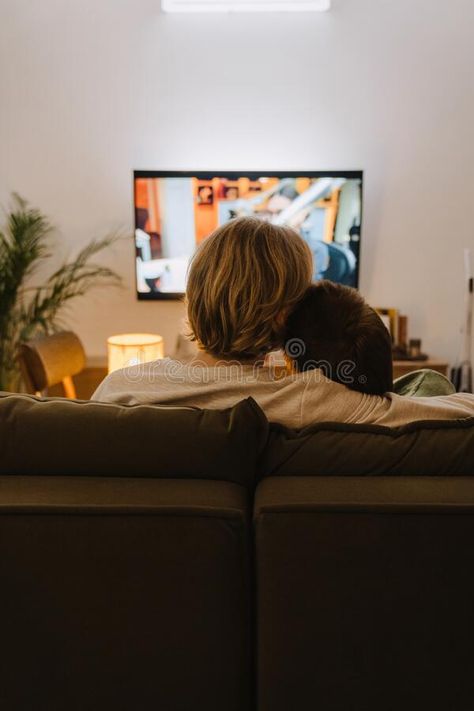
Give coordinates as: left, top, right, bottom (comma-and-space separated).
398, 315, 408, 353
451, 248, 473, 393
390, 315, 428, 361
107, 333, 164, 374
408, 338, 422, 359
376, 307, 399, 344
406, 338, 428, 361
392, 313, 409, 359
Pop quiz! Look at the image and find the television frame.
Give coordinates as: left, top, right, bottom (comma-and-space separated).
133, 169, 364, 300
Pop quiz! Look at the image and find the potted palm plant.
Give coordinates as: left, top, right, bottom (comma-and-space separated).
0, 194, 122, 391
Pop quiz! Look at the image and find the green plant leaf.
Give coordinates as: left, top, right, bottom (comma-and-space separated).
0, 195, 123, 391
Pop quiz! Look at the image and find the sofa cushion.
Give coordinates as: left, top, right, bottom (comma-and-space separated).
0, 393, 268, 487
262, 417, 474, 477
0, 475, 252, 711
254, 476, 474, 711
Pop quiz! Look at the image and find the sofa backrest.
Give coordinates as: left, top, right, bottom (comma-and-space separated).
262, 417, 474, 477
0, 393, 268, 487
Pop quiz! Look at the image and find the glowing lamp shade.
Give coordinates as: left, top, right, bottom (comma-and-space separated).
107, 333, 164, 373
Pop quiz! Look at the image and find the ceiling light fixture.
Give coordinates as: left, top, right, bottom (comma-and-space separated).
162, 0, 331, 13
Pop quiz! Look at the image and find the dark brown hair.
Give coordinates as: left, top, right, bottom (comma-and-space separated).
284, 281, 393, 395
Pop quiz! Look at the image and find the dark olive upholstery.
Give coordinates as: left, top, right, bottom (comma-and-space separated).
0, 393, 268, 487
0, 475, 252, 711
262, 417, 474, 477
255, 476, 474, 711
2, 392, 474, 710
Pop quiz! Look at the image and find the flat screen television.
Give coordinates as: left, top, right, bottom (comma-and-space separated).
134, 170, 363, 299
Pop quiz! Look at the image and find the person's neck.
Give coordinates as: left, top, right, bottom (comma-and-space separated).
190, 350, 264, 368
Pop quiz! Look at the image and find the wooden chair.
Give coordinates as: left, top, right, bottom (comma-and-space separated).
18, 331, 86, 399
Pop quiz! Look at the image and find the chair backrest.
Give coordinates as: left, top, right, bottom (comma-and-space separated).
18, 331, 86, 396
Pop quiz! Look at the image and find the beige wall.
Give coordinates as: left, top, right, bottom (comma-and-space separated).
1, 0, 473, 363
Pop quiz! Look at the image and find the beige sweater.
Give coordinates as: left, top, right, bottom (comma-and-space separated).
91, 358, 474, 429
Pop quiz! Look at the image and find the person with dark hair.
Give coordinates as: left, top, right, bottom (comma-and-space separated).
284, 281, 393, 395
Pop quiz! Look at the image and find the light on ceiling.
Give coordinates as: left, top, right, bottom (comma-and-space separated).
162, 0, 331, 13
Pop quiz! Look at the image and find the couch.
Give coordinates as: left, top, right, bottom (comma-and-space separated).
1, 393, 474, 711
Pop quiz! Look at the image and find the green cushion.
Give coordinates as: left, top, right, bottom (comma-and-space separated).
262, 418, 474, 477
0, 393, 268, 487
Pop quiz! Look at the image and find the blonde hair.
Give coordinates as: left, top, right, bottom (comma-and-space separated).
186, 216, 313, 359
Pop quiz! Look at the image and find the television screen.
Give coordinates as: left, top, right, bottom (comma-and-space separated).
134, 171, 363, 299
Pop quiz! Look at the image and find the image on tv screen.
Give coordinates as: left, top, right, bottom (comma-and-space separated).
134, 172, 362, 298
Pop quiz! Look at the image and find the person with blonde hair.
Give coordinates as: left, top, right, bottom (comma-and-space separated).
186, 217, 312, 359
93, 216, 474, 428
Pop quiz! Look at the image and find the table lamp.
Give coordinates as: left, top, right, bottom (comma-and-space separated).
107, 333, 164, 374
